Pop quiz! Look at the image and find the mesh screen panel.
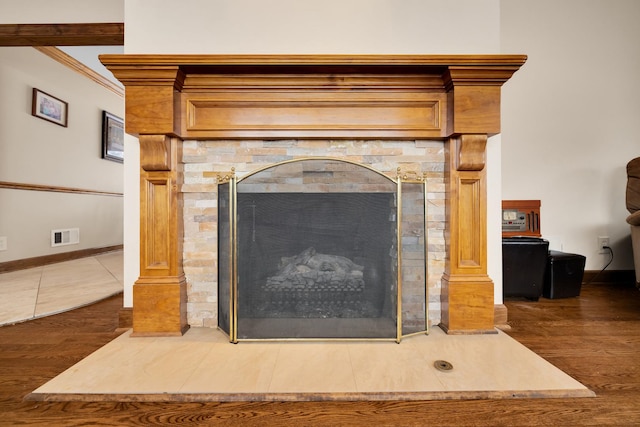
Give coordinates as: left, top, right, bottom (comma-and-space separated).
236, 160, 397, 339
217, 182, 231, 336
400, 182, 427, 335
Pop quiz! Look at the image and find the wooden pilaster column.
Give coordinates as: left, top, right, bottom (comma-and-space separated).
437, 63, 521, 334
441, 134, 495, 334
101, 63, 188, 336
132, 135, 188, 336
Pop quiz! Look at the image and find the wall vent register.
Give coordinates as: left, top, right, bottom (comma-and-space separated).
51, 228, 80, 247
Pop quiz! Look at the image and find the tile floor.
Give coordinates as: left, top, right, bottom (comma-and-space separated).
2, 251, 594, 402
0, 250, 123, 326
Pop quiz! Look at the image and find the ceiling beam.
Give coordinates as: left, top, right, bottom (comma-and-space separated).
0, 23, 124, 46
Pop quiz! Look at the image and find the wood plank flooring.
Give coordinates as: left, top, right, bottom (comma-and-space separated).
1, 281, 640, 426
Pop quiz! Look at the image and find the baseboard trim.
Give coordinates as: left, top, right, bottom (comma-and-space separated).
118, 307, 133, 330
494, 304, 509, 330
0, 245, 123, 273
583, 269, 636, 285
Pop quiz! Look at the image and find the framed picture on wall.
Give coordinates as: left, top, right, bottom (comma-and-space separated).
31, 88, 68, 127
102, 111, 124, 163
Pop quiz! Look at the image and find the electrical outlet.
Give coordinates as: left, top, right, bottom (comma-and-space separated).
598, 236, 610, 254
0, 236, 6, 251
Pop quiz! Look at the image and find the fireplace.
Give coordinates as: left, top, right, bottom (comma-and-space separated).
100, 54, 526, 337
217, 158, 428, 341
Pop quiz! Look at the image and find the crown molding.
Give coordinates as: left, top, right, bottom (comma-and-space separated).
34, 46, 123, 98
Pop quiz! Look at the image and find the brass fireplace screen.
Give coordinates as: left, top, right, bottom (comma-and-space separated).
217, 158, 428, 342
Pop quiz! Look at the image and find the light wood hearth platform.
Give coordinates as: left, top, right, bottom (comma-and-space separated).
29, 325, 592, 402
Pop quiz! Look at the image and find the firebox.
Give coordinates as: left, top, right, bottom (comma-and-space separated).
217, 158, 428, 342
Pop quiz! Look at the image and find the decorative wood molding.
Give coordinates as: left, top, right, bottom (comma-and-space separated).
132, 276, 188, 337
139, 173, 179, 275
445, 137, 488, 275
440, 134, 493, 333
101, 54, 526, 336
440, 275, 496, 334
101, 54, 526, 67
456, 134, 487, 171
0, 23, 124, 46
34, 47, 124, 97
457, 178, 483, 268
183, 95, 444, 140
0, 245, 123, 274
100, 54, 526, 140
140, 135, 172, 171
133, 136, 187, 336
0, 181, 122, 197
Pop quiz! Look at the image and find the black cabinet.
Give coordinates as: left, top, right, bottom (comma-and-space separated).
502, 237, 549, 300
543, 251, 586, 299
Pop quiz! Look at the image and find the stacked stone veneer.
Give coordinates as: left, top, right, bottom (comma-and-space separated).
181, 139, 446, 329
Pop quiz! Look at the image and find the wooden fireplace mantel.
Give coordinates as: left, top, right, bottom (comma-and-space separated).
101, 54, 526, 336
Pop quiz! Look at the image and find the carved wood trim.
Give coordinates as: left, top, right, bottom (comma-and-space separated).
457, 176, 484, 269
101, 54, 526, 67
132, 276, 188, 337
456, 134, 487, 171
442, 136, 493, 332
140, 135, 172, 171
182, 93, 444, 139
100, 54, 526, 140
134, 135, 186, 335
182, 73, 445, 90
445, 137, 488, 276
141, 174, 172, 274
138, 137, 182, 277
440, 275, 496, 334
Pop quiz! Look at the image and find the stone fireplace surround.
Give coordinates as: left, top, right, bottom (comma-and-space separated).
200, 146, 440, 340
100, 54, 526, 337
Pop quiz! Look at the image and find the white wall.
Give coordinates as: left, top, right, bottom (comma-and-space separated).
500, 0, 640, 270
0, 0, 123, 23
122, 0, 505, 307
0, 47, 124, 261
124, 0, 499, 54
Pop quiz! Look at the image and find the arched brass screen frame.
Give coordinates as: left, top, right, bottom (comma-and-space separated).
216, 157, 428, 343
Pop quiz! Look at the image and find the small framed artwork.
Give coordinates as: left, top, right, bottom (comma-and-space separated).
102, 111, 124, 163
31, 88, 68, 127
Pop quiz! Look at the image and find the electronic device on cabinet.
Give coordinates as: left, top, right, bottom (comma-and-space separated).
502, 200, 541, 237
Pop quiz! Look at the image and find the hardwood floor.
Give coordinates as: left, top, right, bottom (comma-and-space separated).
1, 281, 639, 426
